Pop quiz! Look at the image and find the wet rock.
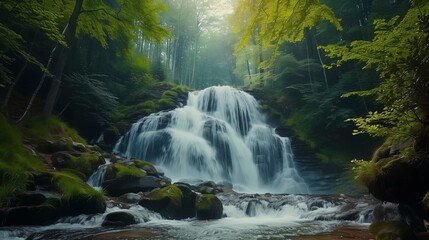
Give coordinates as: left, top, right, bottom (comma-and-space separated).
369, 221, 417, 240
63, 194, 106, 216
10, 192, 46, 207
102, 175, 162, 197
102, 211, 139, 227
0, 198, 63, 226
195, 194, 223, 220
118, 193, 143, 204
175, 184, 197, 218
245, 199, 262, 217
373, 202, 401, 222
51, 151, 104, 179
139, 185, 186, 220
103, 126, 121, 145
36, 139, 72, 154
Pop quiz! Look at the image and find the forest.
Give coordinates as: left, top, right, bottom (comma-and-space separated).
0, 0, 429, 239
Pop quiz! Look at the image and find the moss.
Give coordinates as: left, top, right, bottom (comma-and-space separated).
195, 194, 223, 220
195, 194, 217, 210
114, 163, 146, 178
22, 116, 86, 144
52, 171, 103, 200
134, 160, 157, 173
147, 185, 183, 206
55, 152, 103, 179
158, 98, 175, 109
162, 90, 178, 99
351, 159, 380, 187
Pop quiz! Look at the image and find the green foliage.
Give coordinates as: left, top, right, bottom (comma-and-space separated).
350, 159, 379, 187
232, 0, 341, 67
0, 0, 64, 86
0, 114, 45, 206
322, 2, 429, 140
63, 73, 118, 127
114, 163, 146, 178
52, 171, 103, 200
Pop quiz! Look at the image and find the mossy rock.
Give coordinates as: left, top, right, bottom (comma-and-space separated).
139, 185, 189, 219
134, 160, 157, 173
103, 126, 121, 145
369, 221, 417, 240
114, 163, 146, 178
51, 151, 104, 179
52, 171, 106, 215
195, 194, 223, 220
36, 138, 74, 154
102, 211, 139, 227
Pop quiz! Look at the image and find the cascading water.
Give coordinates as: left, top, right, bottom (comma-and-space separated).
114, 86, 308, 193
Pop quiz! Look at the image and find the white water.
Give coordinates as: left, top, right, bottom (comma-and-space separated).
0, 193, 374, 239
114, 86, 308, 194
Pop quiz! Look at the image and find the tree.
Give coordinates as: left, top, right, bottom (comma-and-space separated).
322, 0, 429, 140
43, 0, 169, 117
231, 0, 342, 70
0, 0, 64, 111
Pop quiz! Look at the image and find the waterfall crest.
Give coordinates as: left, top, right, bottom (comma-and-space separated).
114, 86, 308, 193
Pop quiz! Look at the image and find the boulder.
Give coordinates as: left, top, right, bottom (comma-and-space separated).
36, 138, 72, 154
10, 192, 46, 207
63, 194, 106, 216
103, 126, 121, 146
51, 151, 104, 179
0, 198, 63, 226
139, 185, 189, 220
102, 211, 139, 227
102, 175, 162, 197
369, 221, 417, 240
195, 194, 223, 220
175, 184, 197, 218
118, 193, 143, 204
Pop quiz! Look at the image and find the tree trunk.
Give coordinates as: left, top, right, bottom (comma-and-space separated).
43, 0, 83, 118
314, 36, 329, 91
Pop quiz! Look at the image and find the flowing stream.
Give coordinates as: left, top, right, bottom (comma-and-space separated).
1, 193, 376, 240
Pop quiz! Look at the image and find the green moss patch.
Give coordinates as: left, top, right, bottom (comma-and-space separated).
52, 171, 103, 200
147, 185, 183, 206
134, 160, 157, 173
114, 163, 146, 178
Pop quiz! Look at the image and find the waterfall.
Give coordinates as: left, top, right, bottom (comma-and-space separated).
114, 86, 308, 194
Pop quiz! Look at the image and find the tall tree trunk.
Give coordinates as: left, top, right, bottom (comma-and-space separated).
43, 0, 83, 118
305, 38, 314, 92
190, 35, 199, 88
314, 36, 329, 91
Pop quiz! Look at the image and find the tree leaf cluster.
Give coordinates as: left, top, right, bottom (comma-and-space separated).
323, 1, 429, 140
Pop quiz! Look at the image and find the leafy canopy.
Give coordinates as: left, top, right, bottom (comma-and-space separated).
322, 1, 429, 140
0, 0, 64, 87
231, 0, 341, 68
